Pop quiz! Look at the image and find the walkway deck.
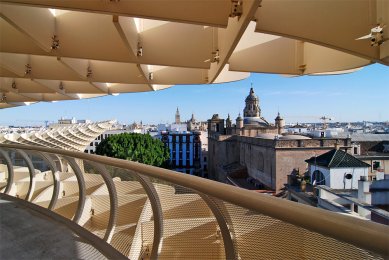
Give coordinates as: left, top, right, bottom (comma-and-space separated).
0, 199, 106, 260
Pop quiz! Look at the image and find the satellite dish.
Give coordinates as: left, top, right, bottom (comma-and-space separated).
345, 173, 352, 180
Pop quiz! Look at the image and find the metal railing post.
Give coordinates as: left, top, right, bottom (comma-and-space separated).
37, 152, 60, 210
52, 154, 64, 172
137, 174, 164, 260
64, 156, 86, 224
15, 149, 36, 201
199, 193, 238, 260
87, 161, 118, 243
0, 148, 14, 194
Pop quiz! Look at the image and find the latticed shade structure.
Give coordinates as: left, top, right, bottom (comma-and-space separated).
0, 120, 116, 151
1, 0, 388, 108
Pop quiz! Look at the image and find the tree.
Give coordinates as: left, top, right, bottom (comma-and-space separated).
96, 133, 170, 168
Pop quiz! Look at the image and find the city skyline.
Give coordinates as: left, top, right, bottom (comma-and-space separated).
1, 63, 388, 126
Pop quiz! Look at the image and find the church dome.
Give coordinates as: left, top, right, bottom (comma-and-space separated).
190, 113, 196, 123
211, 114, 220, 120
245, 87, 258, 102
236, 114, 243, 121
275, 112, 283, 121
244, 117, 269, 127
243, 87, 261, 119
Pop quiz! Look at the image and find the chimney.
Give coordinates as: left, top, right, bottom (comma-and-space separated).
334, 141, 340, 150
358, 175, 371, 204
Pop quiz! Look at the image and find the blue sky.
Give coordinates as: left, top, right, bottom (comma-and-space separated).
1, 63, 388, 126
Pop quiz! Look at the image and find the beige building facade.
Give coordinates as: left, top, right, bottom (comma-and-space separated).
208, 133, 351, 193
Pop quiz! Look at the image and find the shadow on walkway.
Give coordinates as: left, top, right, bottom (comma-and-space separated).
0, 199, 106, 260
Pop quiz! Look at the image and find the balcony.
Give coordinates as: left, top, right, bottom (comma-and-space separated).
0, 143, 388, 259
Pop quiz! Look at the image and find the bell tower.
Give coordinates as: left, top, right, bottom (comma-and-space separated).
175, 107, 181, 124
275, 112, 285, 134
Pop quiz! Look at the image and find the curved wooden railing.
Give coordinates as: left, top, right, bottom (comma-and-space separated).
0, 144, 388, 259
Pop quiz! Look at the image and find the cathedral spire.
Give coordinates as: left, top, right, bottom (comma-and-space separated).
175, 107, 180, 124
226, 113, 232, 128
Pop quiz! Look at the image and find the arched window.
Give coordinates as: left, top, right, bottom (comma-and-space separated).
312, 170, 325, 185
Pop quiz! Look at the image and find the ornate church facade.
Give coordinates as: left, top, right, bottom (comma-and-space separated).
208, 87, 281, 137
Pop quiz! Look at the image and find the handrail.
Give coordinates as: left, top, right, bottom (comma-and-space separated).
1, 143, 388, 257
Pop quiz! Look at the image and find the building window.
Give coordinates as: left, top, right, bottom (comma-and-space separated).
95, 142, 98, 146
373, 161, 381, 170
312, 170, 325, 185
354, 147, 358, 155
